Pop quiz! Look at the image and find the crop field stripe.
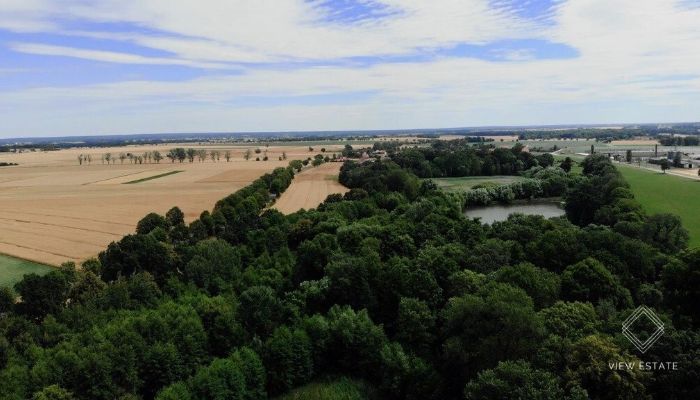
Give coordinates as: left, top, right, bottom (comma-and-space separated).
617, 164, 700, 248
123, 170, 183, 184
0, 216, 125, 237
0, 242, 76, 263
0, 209, 135, 227
2, 224, 116, 248
83, 169, 160, 185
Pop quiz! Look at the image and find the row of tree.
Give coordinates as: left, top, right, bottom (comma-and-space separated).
80, 149, 295, 165
658, 135, 700, 146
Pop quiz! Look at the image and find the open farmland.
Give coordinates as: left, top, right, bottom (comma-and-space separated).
617, 164, 700, 248
0, 143, 343, 266
272, 162, 348, 214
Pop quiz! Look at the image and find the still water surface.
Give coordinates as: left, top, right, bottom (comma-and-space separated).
465, 202, 565, 224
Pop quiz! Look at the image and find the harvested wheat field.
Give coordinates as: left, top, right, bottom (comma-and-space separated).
273, 162, 348, 214
0, 143, 344, 266
611, 139, 660, 146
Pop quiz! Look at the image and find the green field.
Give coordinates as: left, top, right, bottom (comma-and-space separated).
124, 170, 183, 184
0, 254, 53, 288
431, 175, 525, 192
617, 165, 700, 248
275, 378, 374, 400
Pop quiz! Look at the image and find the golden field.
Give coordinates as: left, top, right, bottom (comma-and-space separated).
272, 162, 349, 214
0, 143, 343, 266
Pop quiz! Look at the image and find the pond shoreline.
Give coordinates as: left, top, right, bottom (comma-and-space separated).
464, 198, 566, 224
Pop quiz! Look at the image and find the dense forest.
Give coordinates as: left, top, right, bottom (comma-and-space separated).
392, 141, 554, 178
1, 153, 698, 400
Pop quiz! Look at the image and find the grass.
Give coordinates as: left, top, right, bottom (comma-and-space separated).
431, 175, 525, 192
0, 254, 53, 288
617, 164, 700, 248
123, 170, 183, 184
275, 378, 375, 400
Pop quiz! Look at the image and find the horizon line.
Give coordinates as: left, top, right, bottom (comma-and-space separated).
2, 120, 698, 142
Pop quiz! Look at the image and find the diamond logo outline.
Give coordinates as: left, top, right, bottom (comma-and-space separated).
622, 306, 665, 354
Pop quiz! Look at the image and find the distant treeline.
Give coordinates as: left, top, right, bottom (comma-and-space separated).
0, 162, 18, 167
658, 135, 700, 146
516, 124, 700, 141
392, 141, 554, 178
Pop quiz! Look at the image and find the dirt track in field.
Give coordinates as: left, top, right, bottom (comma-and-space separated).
273, 162, 348, 214
0, 143, 343, 265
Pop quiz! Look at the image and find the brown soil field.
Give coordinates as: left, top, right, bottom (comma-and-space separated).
272, 163, 348, 214
0, 143, 343, 266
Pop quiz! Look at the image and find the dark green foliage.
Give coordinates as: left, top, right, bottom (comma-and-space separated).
538, 301, 600, 339
99, 234, 176, 282
565, 335, 648, 400
464, 360, 565, 400
263, 327, 313, 395
641, 213, 689, 254
166, 207, 185, 226
441, 282, 544, 394
560, 157, 574, 172
662, 250, 700, 327
0, 286, 15, 314
14, 270, 71, 320
230, 348, 267, 400
392, 141, 535, 178
561, 258, 631, 307
32, 385, 76, 400
239, 286, 284, 338
324, 306, 387, 377
395, 298, 435, 357
275, 377, 374, 400
339, 161, 419, 200
565, 154, 645, 227
0, 336, 9, 370
494, 262, 560, 309
136, 212, 169, 235
189, 358, 246, 400
184, 239, 242, 294
155, 382, 191, 400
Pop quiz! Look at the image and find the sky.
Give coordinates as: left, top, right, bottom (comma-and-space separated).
1, 0, 699, 138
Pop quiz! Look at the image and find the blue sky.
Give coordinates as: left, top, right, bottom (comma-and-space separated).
1, 0, 699, 137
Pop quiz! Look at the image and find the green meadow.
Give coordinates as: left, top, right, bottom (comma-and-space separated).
124, 170, 183, 184
431, 175, 526, 192
0, 254, 53, 288
617, 165, 700, 248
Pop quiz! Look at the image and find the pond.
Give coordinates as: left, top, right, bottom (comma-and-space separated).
464, 201, 565, 224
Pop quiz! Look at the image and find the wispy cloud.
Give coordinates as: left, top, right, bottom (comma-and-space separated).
10, 42, 235, 69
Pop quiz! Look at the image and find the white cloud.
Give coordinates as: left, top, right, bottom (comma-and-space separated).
1, 0, 700, 136
9, 42, 235, 69
1, 0, 539, 62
